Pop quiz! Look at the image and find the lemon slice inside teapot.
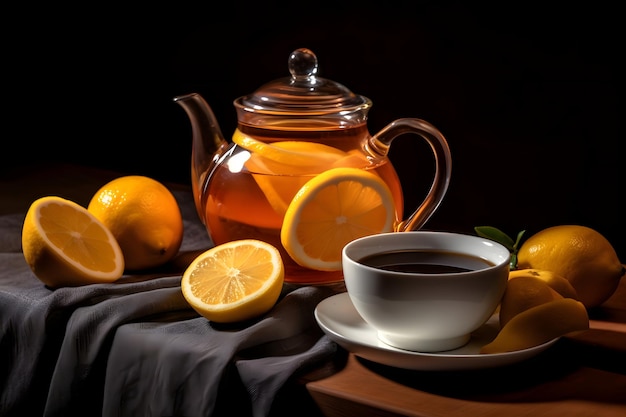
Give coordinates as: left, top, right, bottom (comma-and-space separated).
232, 130, 346, 172
232, 130, 347, 214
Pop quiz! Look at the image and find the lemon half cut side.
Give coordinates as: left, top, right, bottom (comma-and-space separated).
21, 196, 125, 288
281, 167, 396, 271
181, 239, 285, 323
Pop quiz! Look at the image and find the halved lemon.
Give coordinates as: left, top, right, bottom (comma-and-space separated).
21, 196, 125, 288
181, 239, 285, 323
281, 167, 396, 271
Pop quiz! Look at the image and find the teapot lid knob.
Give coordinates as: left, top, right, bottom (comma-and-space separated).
234, 48, 370, 115
288, 48, 318, 80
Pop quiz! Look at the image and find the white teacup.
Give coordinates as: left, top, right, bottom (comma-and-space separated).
342, 231, 510, 352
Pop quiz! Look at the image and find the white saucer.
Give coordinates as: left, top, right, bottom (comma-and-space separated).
314, 292, 559, 371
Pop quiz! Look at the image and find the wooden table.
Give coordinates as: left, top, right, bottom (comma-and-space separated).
307, 272, 626, 417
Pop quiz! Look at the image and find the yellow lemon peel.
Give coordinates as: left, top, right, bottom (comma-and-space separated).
517, 225, 624, 308
481, 298, 589, 354
88, 176, 184, 271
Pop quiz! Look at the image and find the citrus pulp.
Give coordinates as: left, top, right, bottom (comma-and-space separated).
22, 196, 125, 287
181, 239, 284, 323
280, 167, 396, 271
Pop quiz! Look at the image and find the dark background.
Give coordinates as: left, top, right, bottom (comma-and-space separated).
3, 2, 624, 259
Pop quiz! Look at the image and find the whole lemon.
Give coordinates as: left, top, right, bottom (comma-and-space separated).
88, 176, 184, 271
517, 225, 624, 308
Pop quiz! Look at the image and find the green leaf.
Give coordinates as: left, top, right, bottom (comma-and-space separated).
474, 226, 515, 251
513, 230, 526, 251
474, 226, 527, 270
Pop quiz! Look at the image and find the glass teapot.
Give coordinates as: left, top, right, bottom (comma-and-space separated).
174, 48, 452, 285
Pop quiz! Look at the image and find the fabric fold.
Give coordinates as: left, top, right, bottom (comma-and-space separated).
237, 336, 337, 417
43, 286, 195, 417
102, 286, 337, 417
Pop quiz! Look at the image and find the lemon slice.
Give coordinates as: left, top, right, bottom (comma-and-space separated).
281, 167, 396, 271
181, 239, 285, 323
21, 196, 125, 288
232, 129, 352, 215
243, 156, 312, 215
232, 129, 346, 170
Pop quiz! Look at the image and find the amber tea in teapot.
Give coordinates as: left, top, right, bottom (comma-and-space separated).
204, 126, 405, 284
175, 48, 452, 285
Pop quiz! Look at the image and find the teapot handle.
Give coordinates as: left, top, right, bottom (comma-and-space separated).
369, 118, 452, 232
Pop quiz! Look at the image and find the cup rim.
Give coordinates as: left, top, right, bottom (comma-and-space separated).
342, 231, 511, 277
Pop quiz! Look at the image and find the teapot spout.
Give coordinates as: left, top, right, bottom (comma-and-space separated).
174, 92, 230, 225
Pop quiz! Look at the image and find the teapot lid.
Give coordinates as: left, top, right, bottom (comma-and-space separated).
235, 48, 371, 114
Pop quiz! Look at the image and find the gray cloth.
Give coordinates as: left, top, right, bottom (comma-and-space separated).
0, 172, 338, 417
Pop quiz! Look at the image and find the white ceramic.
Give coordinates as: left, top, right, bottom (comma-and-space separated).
342, 231, 510, 352
314, 292, 559, 371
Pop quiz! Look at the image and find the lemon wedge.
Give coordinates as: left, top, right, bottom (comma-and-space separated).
481, 298, 589, 354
